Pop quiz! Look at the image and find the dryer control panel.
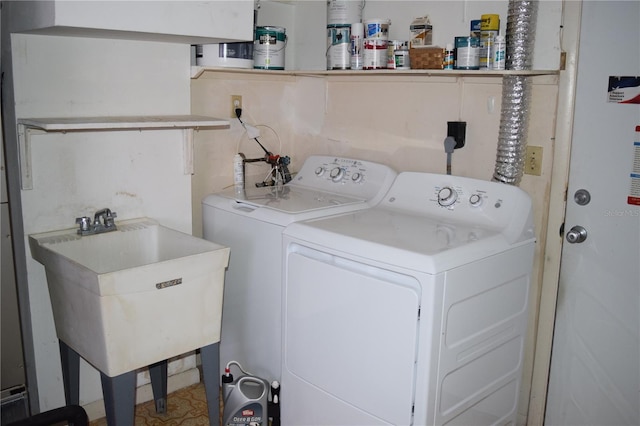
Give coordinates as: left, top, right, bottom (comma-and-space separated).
435, 185, 487, 209
382, 172, 535, 244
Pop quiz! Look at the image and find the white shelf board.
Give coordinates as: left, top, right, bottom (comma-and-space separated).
17, 115, 229, 190
191, 66, 560, 79
17, 115, 229, 131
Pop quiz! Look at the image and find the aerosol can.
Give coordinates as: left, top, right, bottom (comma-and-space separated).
222, 367, 270, 426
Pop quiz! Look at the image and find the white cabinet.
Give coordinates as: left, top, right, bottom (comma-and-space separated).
5, 1, 254, 44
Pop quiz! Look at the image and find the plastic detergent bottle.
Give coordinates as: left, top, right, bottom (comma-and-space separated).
222, 368, 270, 426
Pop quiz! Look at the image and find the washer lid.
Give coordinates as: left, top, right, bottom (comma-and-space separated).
216, 185, 365, 214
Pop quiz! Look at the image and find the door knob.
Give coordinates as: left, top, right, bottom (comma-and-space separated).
566, 225, 588, 243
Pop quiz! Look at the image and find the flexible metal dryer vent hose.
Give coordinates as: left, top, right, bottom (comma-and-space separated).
492, 0, 539, 185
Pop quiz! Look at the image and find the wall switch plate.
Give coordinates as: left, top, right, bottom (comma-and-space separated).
231, 95, 242, 118
525, 146, 543, 176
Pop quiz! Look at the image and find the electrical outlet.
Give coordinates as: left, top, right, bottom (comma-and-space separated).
447, 121, 466, 149
525, 146, 543, 176
231, 95, 242, 118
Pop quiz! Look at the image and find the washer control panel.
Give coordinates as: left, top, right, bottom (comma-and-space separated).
293, 156, 397, 201
311, 159, 368, 184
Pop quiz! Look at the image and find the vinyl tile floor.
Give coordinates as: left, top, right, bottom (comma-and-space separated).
89, 382, 217, 426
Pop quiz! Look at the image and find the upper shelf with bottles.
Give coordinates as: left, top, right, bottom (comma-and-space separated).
245, 1, 564, 73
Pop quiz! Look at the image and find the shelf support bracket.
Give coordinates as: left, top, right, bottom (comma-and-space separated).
17, 124, 44, 190
183, 128, 195, 175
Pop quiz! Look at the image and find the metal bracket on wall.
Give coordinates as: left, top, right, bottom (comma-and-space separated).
17, 123, 43, 190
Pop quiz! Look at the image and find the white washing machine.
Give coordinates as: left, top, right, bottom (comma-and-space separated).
282, 172, 536, 425
202, 156, 396, 383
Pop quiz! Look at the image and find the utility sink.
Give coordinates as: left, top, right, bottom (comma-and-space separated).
29, 218, 230, 377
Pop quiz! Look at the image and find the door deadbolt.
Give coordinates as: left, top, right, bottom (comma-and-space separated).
574, 189, 591, 206
566, 225, 588, 244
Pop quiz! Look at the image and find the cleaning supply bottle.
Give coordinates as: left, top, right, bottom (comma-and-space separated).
233, 153, 245, 195
492, 35, 506, 70
222, 372, 270, 426
444, 43, 454, 69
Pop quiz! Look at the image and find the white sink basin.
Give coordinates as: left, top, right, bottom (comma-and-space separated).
29, 218, 230, 377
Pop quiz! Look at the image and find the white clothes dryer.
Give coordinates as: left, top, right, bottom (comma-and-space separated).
282, 172, 536, 425
202, 156, 396, 383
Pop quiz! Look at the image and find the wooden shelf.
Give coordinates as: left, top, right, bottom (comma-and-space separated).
17, 115, 230, 190
191, 66, 560, 79
18, 115, 229, 131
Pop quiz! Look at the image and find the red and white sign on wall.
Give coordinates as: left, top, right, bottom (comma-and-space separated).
608, 77, 640, 104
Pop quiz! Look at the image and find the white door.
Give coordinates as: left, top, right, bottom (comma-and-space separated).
545, 2, 640, 425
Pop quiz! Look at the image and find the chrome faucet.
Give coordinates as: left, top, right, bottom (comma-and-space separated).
75, 208, 118, 236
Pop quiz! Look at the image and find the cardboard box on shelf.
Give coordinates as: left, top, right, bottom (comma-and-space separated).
410, 16, 433, 47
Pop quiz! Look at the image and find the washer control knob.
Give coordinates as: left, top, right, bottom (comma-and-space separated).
330, 167, 344, 182
469, 193, 483, 207
315, 166, 325, 176
351, 172, 363, 183
438, 187, 458, 207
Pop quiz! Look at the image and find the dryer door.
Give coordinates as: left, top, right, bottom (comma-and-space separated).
283, 244, 421, 425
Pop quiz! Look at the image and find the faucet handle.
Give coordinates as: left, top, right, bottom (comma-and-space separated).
105, 211, 117, 228
75, 216, 92, 232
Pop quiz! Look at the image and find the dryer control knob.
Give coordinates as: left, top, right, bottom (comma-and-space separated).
351, 172, 363, 183
330, 167, 344, 182
315, 166, 326, 176
469, 193, 483, 207
438, 187, 458, 207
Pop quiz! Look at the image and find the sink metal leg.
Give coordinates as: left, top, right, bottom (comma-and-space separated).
100, 371, 136, 426
200, 343, 220, 426
59, 341, 80, 406
149, 359, 168, 414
